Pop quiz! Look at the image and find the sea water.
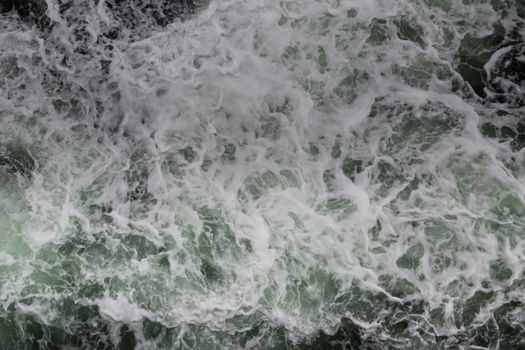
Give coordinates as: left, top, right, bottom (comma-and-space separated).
0, 0, 524, 349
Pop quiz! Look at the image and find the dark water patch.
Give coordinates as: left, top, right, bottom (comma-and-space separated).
454, 5, 525, 107
118, 325, 137, 350
0, 143, 35, 176
393, 15, 426, 48
367, 18, 390, 46
481, 120, 525, 151
0, 310, 115, 350
126, 150, 155, 205
486, 43, 525, 107
494, 301, 525, 349
106, 0, 208, 30
342, 156, 363, 182
0, 0, 48, 28
456, 22, 506, 98
1, 0, 208, 36
298, 318, 366, 350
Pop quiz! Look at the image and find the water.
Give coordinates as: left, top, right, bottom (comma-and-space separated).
0, 0, 524, 349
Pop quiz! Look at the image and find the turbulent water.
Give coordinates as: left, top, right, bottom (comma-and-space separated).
0, 0, 524, 349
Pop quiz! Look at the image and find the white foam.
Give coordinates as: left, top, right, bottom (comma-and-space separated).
0, 0, 524, 346
97, 295, 152, 323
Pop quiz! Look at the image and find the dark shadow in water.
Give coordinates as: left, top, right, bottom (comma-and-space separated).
0, 144, 35, 176
0, 0, 208, 36
456, 7, 525, 107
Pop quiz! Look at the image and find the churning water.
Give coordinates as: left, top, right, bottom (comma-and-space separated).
0, 0, 524, 349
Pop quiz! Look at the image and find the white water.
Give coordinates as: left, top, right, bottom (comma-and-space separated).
0, 0, 524, 348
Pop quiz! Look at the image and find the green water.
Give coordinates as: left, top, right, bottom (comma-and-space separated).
0, 0, 524, 349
